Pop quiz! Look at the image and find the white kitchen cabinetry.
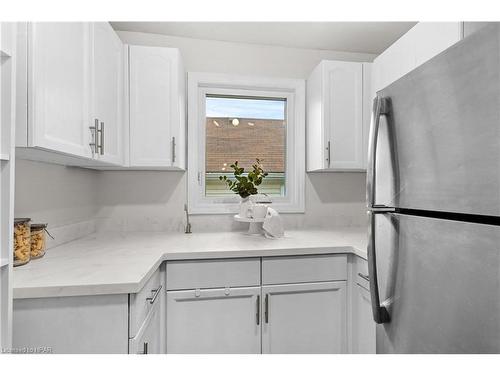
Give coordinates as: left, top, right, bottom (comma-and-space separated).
166, 287, 261, 354
13, 294, 129, 353
15, 22, 125, 167
262, 281, 347, 354
91, 22, 124, 165
13, 265, 165, 354
372, 22, 463, 94
129, 301, 162, 354
20, 22, 92, 158
306, 60, 368, 172
0, 22, 16, 351
128, 45, 185, 169
351, 257, 376, 354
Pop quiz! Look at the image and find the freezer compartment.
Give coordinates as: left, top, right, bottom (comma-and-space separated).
371, 24, 500, 216
372, 213, 500, 353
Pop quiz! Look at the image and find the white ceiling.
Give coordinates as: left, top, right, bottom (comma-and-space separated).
111, 22, 417, 54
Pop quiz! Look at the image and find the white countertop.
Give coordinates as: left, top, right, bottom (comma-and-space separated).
13, 229, 367, 299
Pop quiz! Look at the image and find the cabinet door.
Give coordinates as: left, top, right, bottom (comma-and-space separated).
129, 302, 161, 354
92, 22, 123, 165
262, 281, 347, 354
324, 61, 363, 170
29, 22, 91, 157
129, 45, 179, 167
166, 287, 261, 353
353, 283, 376, 354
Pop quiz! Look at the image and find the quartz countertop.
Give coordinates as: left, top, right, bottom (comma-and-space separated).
13, 229, 367, 299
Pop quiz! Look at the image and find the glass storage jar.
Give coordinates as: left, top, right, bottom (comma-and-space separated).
30, 223, 48, 259
14, 218, 31, 266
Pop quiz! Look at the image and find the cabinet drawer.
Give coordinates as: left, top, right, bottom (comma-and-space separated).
355, 257, 370, 290
262, 254, 347, 285
129, 268, 162, 338
166, 258, 260, 290
129, 302, 161, 354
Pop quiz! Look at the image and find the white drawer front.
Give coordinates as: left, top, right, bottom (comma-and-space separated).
129, 268, 162, 339
166, 258, 260, 290
262, 254, 347, 285
355, 256, 370, 290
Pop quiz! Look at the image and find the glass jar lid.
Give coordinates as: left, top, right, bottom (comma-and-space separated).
14, 218, 31, 224
30, 223, 48, 230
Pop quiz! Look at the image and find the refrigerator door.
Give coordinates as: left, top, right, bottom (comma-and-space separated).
372, 213, 500, 353
371, 24, 500, 216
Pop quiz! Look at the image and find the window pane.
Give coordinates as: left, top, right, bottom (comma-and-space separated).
205, 95, 286, 197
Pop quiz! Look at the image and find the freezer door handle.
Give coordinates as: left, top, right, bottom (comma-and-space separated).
367, 210, 391, 324
366, 96, 389, 208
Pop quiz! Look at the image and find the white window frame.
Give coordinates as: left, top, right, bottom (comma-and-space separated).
187, 72, 305, 214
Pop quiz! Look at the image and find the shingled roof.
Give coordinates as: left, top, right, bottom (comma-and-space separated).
206, 117, 286, 173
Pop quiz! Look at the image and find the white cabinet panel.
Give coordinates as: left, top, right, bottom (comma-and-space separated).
129, 268, 162, 338
262, 281, 347, 354
307, 60, 364, 171
353, 283, 376, 353
28, 22, 92, 157
166, 258, 260, 290
372, 22, 462, 94
129, 302, 161, 354
92, 22, 123, 165
166, 287, 261, 353
129, 45, 185, 169
13, 294, 129, 354
413, 22, 462, 67
262, 254, 347, 285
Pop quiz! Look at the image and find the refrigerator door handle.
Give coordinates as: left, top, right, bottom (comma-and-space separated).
367, 96, 389, 208
367, 210, 391, 324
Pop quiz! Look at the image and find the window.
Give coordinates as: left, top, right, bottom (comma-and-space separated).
205, 95, 286, 197
188, 73, 305, 214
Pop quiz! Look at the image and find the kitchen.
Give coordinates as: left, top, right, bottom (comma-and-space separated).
0, 4, 499, 369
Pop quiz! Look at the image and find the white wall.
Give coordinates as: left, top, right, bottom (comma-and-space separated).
15, 160, 99, 227
94, 32, 373, 232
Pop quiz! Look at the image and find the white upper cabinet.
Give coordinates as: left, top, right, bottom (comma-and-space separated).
306, 60, 367, 171
128, 45, 185, 169
24, 22, 92, 158
16, 22, 125, 166
372, 22, 463, 94
91, 22, 124, 165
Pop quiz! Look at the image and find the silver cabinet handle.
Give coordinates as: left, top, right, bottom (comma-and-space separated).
326, 140, 331, 168
366, 96, 389, 208
358, 273, 369, 282
99, 121, 105, 155
142, 342, 148, 354
89, 119, 99, 155
256, 295, 260, 326
146, 285, 162, 305
264, 294, 269, 324
171, 136, 176, 164
367, 210, 390, 324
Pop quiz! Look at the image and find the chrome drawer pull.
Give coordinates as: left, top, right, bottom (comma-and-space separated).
146, 285, 162, 304
358, 273, 370, 282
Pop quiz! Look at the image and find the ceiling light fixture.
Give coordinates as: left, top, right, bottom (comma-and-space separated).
232, 118, 239, 126
248, 122, 255, 126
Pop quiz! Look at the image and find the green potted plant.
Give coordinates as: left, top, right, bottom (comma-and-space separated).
219, 158, 268, 217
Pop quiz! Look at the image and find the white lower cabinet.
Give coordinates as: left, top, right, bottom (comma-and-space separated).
129, 302, 161, 354
166, 287, 261, 354
351, 256, 376, 353
261, 281, 347, 354
353, 283, 376, 353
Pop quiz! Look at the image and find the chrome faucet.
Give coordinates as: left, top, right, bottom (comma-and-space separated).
184, 204, 192, 234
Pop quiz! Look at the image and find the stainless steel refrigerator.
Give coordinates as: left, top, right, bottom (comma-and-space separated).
366, 24, 500, 354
